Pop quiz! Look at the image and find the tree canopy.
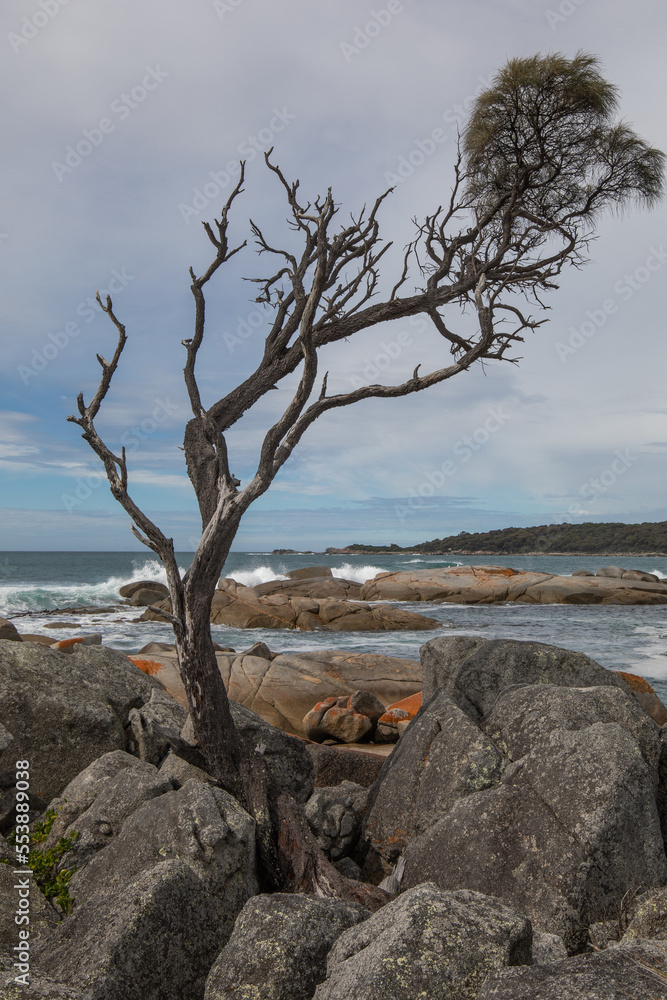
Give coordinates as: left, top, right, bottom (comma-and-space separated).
464, 51, 664, 231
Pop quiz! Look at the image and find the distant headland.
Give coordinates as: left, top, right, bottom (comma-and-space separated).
312, 521, 667, 557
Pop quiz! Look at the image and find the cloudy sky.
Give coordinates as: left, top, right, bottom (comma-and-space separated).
2, 0, 666, 551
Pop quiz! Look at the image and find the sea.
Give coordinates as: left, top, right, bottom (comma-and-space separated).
1, 550, 667, 701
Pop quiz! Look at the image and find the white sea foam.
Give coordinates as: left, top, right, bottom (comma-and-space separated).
230, 566, 288, 588
333, 563, 385, 584
651, 568, 667, 580
0, 559, 189, 614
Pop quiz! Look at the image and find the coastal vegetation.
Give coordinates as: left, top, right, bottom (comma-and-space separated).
3, 808, 79, 915
333, 521, 667, 556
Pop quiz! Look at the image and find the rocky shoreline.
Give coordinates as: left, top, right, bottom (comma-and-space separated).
361, 563, 667, 606
3, 622, 667, 997
5, 565, 666, 640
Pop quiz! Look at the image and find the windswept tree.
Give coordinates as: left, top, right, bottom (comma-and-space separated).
69, 52, 664, 905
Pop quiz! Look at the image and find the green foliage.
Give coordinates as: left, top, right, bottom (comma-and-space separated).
3, 807, 79, 915
417, 521, 667, 555
27, 831, 80, 915
342, 521, 667, 555
31, 808, 57, 843
463, 52, 665, 233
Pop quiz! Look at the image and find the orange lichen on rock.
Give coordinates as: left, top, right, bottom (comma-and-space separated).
311, 697, 339, 714
614, 670, 655, 694
52, 636, 85, 650
382, 692, 422, 718
614, 670, 667, 726
128, 657, 164, 676
378, 708, 410, 725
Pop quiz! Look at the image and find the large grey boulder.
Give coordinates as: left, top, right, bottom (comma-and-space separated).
255, 573, 362, 600
420, 636, 627, 720
68, 779, 257, 927
482, 682, 660, 777
306, 743, 386, 789
47, 749, 153, 814
161, 703, 314, 804
0, 722, 12, 754
0, 832, 11, 862
363, 688, 505, 863
0, 864, 58, 951
531, 932, 568, 964
0, 640, 160, 804
622, 887, 667, 941
313, 883, 531, 1000
118, 579, 169, 600
128, 686, 189, 765
402, 723, 667, 953
0, 723, 15, 830
43, 752, 173, 872
35, 860, 229, 1000
204, 893, 368, 1000
0, 618, 21, 641
305, 781, 368, 860
229, 701, 314, 803
477, 940, 667, 998
0, 957, 84, 999
658, 725, 667, 849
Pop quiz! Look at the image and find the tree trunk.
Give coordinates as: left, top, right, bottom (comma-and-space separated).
175, 603, 246, 800
172, 571, 390, 911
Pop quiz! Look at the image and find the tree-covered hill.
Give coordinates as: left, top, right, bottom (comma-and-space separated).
332, 521, 667, 555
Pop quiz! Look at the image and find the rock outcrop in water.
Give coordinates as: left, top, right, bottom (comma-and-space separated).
360, 563, 667, 604
140, 577, 439, 631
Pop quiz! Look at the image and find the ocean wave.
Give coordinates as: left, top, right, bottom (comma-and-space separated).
651, 568, 667, 580
333, 563, 385, 584
0, 558, 188, 614
229, 566, 288, 588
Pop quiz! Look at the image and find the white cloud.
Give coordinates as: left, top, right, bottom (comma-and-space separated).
1, 0, 667, 545
0, 443, 39, 458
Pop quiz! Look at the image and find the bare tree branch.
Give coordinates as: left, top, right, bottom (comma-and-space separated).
68, 51, 664, 907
